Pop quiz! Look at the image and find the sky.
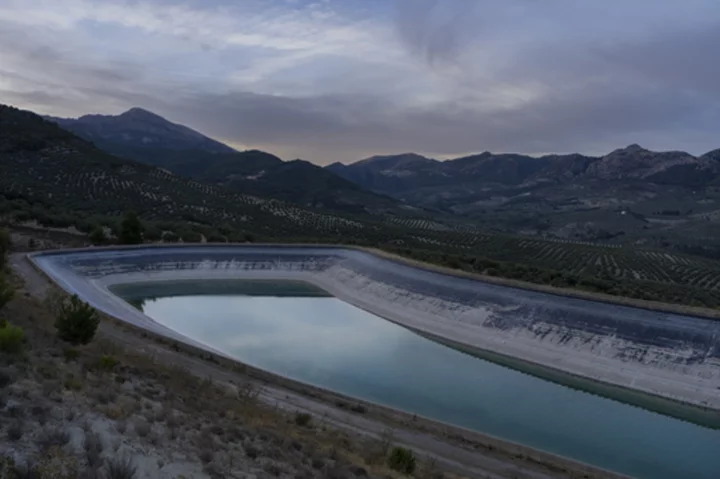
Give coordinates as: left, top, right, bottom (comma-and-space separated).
1, 0, 719, 164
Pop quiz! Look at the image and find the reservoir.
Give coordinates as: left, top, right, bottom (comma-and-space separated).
113, 280, 720, 479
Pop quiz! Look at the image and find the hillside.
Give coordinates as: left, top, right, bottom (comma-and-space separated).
328, 147, 720, 250
45, 107, 236, 154
0, 104, 406, 242
46, 109, 419, 217
5, 103, 720, 310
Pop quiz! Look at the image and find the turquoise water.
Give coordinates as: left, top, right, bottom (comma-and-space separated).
132, 293, 720, 479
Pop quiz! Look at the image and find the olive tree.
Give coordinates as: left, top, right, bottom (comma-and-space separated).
119, 210, 144, 245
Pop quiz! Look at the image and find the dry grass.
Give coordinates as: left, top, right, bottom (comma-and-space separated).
0, 289, 444, 479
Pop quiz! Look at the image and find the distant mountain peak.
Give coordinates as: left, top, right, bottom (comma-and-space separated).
47, 107, 236, 154
354, 152, 435, 167
614, 144, 648, 154
119, 107, 163, 120
701, 148, 720, 161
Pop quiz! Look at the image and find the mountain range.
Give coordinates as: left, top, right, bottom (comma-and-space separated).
43, 107, 720, 250
45, 109, 422, 217
328, 145, 720, 192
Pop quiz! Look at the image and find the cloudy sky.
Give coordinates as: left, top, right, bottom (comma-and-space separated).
1, 0, 719, 164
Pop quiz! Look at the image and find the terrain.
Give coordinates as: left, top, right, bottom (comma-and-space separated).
31, 245, 720, 416
5, 103, 720, 312
46, 105, 720, 258
328, 148, 720, 254
0, 232, 621, 479
46, 109, 421, 217
3, 102, 720, 477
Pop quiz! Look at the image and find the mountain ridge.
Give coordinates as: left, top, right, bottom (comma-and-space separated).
329, 143, 720, 191
44, 107, 425, 217
42, 105, 720, 246
44, 107, 237, 154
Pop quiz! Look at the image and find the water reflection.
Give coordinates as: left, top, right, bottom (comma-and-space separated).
134, 294, 720, 479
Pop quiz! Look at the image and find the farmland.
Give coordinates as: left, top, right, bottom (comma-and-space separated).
3, 104, 720, 310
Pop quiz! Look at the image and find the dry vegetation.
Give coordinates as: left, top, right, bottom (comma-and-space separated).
0, 277, 457, 479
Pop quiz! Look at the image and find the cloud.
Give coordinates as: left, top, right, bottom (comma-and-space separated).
1, 0, 720, 163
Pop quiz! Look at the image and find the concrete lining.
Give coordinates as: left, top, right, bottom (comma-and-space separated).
30, 245, 720, 414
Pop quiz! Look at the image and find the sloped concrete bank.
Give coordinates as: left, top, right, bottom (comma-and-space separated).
30, 245, 720, 422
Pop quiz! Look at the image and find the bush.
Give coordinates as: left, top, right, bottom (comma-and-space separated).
37, 427, 71, 452
105, 455, 137, 479
84, 431, 104, 467
133, 418, 151, 438
99, 355, 119, 371
63, 347, 80, 362
162, 231, 179, 243
0, 229, 9, 268
143, 225, 162, 242
6, 421, 23, 441
89, 225, 106, 245
0, 275, 13, 312
54, 295, 100, 345
387, 447, 416, 475
119, 210, 144, 245
294, 412, 312, 427
0, 323, 24, 354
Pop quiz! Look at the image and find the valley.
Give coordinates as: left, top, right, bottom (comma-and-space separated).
5, 104, 720, 312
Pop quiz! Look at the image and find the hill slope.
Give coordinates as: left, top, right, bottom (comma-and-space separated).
328, 147, 720, 246
46, 109, 419, 216
6, 104, 720, 309
0, 104, 394, 240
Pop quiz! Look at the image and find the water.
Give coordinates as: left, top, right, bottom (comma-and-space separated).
122, 287, 720, 479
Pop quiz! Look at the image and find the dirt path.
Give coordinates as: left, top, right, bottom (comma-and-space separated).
11, 253, 624, 479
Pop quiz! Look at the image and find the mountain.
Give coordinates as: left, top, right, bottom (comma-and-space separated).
46, 108, 420, 216
327, 153, 446, 193
327, 146, 720, 244
0, 104, 445, 243
128, 148, 416, 215
330, 145, 720, 193
45, 107, 236, 155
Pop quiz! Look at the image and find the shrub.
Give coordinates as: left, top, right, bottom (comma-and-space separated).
105, 456, 137, 479
0, 229, 9, 268
119, 211, 144, 245
143, 225, 162, 242
6, 420, 23, 441
0, 368, 12, 388
10, 459, 39, 478
54, 295, 100, 345
0, 274, 13, 312
133, 418, 151, 437
63, 347, 80, 362
0, 323, 24, 354
37, 427, 71, 453
162, 231, 179, 243
387, 447, 416, 475
294, 412, 312, 427
89, 226, 106, 245
350, 404, 367, 414
99, 355, 119, 371
84, 431, 104, 468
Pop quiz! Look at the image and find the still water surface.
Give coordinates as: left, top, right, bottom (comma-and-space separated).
131, 292, 720, 479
